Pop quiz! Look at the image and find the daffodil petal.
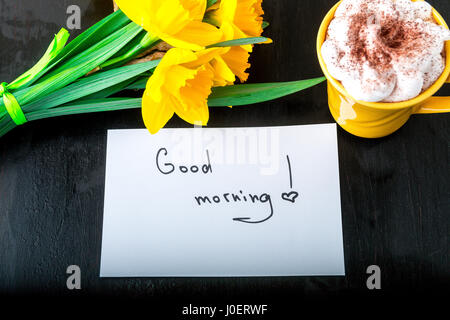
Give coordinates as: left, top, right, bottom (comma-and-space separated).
114, 0, 152, 29
209, 0, 265, 43
183, 47, 228, 68
170, 21, 223, 51
142, 48, 217, 133
116, 0, 217, 51
234, 0, 264, 37
146, 48, 198, 101
231, 24, 253, 52
180, 0, 207, 20
219, 20, 235, 41
165, 65, 199, 105
210, 56, 236, 86
142, 88, 175, 134
220, 0, 238, 22
154, 0, 191, 34
207, 2, 220, 11
174, 66, 213, 125
221, 46, 251, 82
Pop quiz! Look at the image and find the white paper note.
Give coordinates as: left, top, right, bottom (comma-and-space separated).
100, 124, 345, 277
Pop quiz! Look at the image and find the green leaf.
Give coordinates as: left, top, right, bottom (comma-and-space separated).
39, 22, 143, 84
262, 21, 270, 29
79, 72, 153, 100
36, 10, 131, 81
125, 76, 149, 90
208, 77, 326, 106
25, 98, 143, 122
207, 37, 270, 48
207, 0, 218, 8
24, 60, 159, 112
107, 30, 148, 61
76, 77, 139, 101
0, 22, 143, 115
100, 32, 160, 70
0, 78, 327, 139
7, 28, 70, 91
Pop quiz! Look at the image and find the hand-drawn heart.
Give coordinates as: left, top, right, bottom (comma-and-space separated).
282, 191, 299, 203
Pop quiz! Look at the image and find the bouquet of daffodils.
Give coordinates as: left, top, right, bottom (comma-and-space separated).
0, 0, 324, 138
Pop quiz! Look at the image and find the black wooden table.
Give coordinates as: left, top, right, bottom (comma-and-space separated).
0, 0, 448, 314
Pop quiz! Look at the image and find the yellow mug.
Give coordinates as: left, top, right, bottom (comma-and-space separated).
317, 0, 450, 138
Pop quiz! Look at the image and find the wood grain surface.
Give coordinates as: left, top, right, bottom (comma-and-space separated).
0, 0, 448, 312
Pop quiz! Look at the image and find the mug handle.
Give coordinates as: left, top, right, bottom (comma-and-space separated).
414, 75, 450, 114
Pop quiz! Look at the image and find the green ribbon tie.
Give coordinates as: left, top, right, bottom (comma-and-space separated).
0, 82, 27, 125
0, 28, 70, 126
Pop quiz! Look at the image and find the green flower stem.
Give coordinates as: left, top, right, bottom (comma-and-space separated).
0, 21, 143, 120
99, 32, 160, 70
0, 77, 327, 138
8, 28, 70, 91
26, 98, 143, 122
0, 8, 327, 140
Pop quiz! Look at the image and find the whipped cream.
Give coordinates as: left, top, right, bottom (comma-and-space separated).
321, 0, 450, 102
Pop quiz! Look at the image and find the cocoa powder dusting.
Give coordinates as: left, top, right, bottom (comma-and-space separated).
322, 0, 450, 102
346, 12, 429, 73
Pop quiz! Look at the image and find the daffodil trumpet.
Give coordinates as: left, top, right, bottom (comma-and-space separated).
0, 1, 325, 139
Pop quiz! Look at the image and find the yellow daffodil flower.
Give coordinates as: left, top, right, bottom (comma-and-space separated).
143, 47, 228, 134
205, 0, 270, 83
114, 0, 223, 51
215, 22, 252, 84
117, 0, 271, 133
207, 0, 265, 44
